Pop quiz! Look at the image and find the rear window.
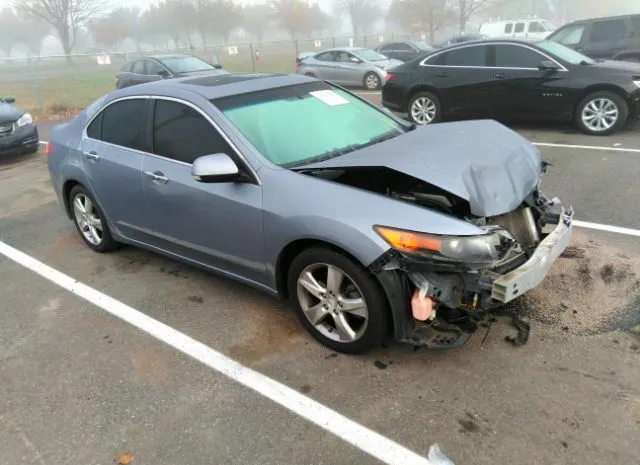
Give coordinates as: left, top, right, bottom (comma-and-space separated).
588, 19, 627, 42
121, 62, 133, 72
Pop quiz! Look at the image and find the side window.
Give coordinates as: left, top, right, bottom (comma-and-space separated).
443, 46, 487, 66
551, 24, 585, 46
146, 60, 165, 76
100, 99, 147, 151
379, 44, 394, 52
495, 45, 544, 68
514, 23, 525, 33
504, 23, 513, 33
315, 51, 335, 62
153, 100, 232, 165
588, 19, 627, 42
631, 15, 640, 35
131, 60, 145, 74
396, 43, 413, 52
86, 113, 102, 139
528, 22, 545, 33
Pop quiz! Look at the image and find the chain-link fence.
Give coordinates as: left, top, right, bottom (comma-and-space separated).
0, 33, 426, 117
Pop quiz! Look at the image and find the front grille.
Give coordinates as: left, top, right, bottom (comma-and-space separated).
0, 122, 14, 135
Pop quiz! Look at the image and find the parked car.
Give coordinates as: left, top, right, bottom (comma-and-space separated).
296, 47, 403, 90
116, 53, 227, 89
479, 19, 556, 41
47, 73, 572, 353
0, 96, 39, 157
374, 40, 434, 62
382, 39, 640, 135
546, 14, 640, 62
435, 34, 487, 48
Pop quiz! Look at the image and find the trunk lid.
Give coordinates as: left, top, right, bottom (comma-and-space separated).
297, 120, 542, 217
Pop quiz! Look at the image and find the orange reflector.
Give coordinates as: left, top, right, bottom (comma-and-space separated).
375, 226, 441, 253
45, 142, 52, 156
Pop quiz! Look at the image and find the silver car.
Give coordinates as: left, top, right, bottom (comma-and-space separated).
296, 47, 403, 90
47, 73, 573, 354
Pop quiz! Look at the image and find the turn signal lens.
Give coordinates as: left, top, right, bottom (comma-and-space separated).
374, 226, 441, 253
385, 73, 395, 82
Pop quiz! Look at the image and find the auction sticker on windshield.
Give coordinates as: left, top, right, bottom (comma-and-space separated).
310, 90, 350, 106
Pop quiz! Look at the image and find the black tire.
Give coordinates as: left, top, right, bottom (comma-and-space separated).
408, 91, 442, 125
363, 72, 381, 90
69, 185, 119, 253
287, 247, 390, 354
574, 91, 628, 136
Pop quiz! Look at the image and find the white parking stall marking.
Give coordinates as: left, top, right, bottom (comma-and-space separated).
533, 142, 640, 153
0, 240, 435, 465
573, 220, 640, 237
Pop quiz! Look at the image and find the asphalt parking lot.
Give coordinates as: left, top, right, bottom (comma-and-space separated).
1, 91, 639, 465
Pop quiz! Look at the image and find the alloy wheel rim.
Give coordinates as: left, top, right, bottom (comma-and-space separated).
365, 74, 380, 89
73, 193, 103, 245
411, 97, 437, 125
581, 98, 618, 132
296, 263, 369, 343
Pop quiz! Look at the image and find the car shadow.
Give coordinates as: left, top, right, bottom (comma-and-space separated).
0, 149, 41, 171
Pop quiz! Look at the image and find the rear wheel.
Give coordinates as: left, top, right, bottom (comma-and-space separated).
288, 247, 389, 354
575, 91, 628, 136
69, 185, 119, 253
363, 72, 381, 90
408, 91, 441, 125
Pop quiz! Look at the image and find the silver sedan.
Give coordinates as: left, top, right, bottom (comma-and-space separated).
296, 47, 403, 90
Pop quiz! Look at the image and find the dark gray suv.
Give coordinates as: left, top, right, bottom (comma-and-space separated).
547, 14, 640, 62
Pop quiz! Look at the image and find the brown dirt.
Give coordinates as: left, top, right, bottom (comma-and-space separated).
506, 231, 640, 335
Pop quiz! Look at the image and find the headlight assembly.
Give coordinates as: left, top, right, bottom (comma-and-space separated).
374, 225, 508, 265
17, 113, 33, 127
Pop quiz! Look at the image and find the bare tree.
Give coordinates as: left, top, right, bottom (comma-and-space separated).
452, 0, 494, 32
209, 0, 242, 44
388, 0, 452, 43
242, 3, 272, 43
334, 0, 380, 37
16, 11, 52, 56
88, 8, 139, 51
0, 8, 21, 57
15, 0, 106, 63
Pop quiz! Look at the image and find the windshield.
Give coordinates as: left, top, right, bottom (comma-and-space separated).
352, 49, 388, 62
537, 40, 594, 65
215, 84, 405, 167
413, 41, 433, 51
161, 56, 214, 73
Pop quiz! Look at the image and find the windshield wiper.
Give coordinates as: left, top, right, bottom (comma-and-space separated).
284, 144, 361, 168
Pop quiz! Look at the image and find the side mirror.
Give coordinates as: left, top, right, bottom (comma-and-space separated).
212, 64, 222, 69
157, 69, 170, 78
350, 57, 361, 63
3, 96, 15, 104
192, 153, 242, 183
538, 60, 560, 71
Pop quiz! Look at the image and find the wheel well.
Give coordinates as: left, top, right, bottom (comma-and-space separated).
574, 85, 629, 116
406, 85, 441, 111
62, 179, 81, 218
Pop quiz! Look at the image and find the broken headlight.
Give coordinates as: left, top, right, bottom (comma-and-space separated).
374, 225, 508, 265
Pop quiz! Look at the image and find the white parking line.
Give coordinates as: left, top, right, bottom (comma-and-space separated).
0, 240, 435, 465
573, 220, 640, 237
533, 142, 640, 153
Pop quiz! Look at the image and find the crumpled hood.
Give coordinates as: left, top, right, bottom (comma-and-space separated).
0, 103, 23, 123
298, 120, 542, 217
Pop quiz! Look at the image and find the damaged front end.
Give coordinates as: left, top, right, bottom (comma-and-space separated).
370, 189, 574, 349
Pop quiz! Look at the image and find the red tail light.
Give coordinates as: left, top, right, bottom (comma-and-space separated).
45, 142, 52, 156
385, 73, 395, 82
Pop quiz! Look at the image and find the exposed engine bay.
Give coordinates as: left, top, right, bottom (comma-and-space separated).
299, 164, 573, 349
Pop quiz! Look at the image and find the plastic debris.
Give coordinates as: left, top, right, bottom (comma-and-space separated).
427, 443, 455, 465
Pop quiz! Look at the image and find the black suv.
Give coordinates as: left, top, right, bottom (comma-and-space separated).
547, 14, 640, 62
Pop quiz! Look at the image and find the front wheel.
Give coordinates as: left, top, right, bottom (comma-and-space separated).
288, 248, 389, 354
575, 91, 628, 136
408, 91, 441, 125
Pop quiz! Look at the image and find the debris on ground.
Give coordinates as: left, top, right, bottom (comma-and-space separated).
504, 314, 531, 346
427, 443, 455, 465
504, 232, 640, 335
116, 452, 135, 464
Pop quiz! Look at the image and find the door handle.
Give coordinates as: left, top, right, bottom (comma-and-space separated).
145, 171, 169, 184
493, 73, 508, 79
435, 72, 449, 78
83, 151, 100, 161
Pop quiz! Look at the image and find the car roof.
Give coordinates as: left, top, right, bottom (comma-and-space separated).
563, 13, 636, 25
112, 72, 318, 100
318, 47, 369, 52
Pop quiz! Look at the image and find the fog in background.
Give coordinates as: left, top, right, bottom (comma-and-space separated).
0, 0, 637, 59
